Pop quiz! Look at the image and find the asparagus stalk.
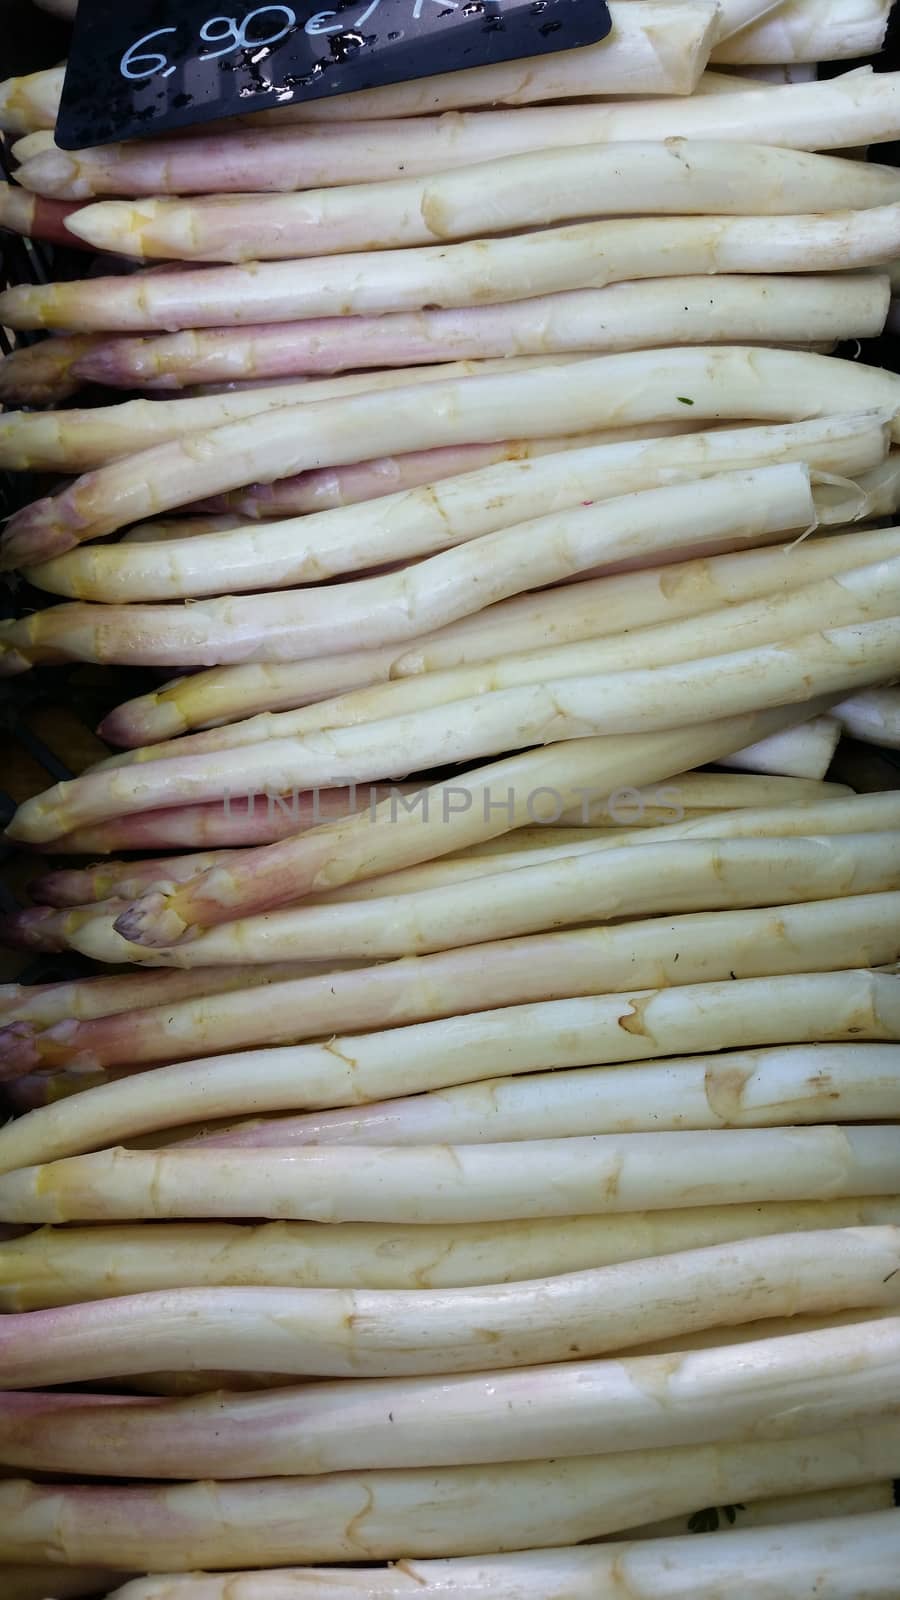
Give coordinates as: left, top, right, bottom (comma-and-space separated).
30, 785, 417, 856
10, 130, 54, 161
57, 140, 900, 259
6, 347, 899, 572
28, 414, 888, 605
626, 1483, 897, 1539
0, 357, 570, 465
10, 893, 899, 1074
0, 961, 353, 1028
2, 348, 895, 569
394, 526, 900, 676
32, 773, 852, 855
91, 710, 835, 936
97, 525, 900, 746
47, 834, 900, 970
0, 65, 64, 132
717, 717, 841, 778
2, 1224, 900, 1387
54, 275, 889, 397
8, 1199, 900, 1310
19, 826, 899, 968
2, 459, 820, 679
6, 1124, 898, 1227
0, 969, 895, 1172
26, 780, 872, 907
190, 1038, 900, 1149
4, 1315, 899, 1480
0, 333, 107, 407
835, 687, 900, 748
4, 1419, 900, 1566
88, 557, 900, 758
0, 183, 84, 248
13, 67, 900, 203
206, 424, 707, 523
69, 1509, 900, 1598
713, 0, 892, 64
15, 625, 896, 850
104, 438, 634, 513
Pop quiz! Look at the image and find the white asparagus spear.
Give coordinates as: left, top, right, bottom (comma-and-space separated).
717, 717, 841, 778
835, 687, 900, 748
1, 1226, 900, 1386
0, 402, 696, 477
625, 1484, 897, 1539
93, 709, 838, 939
6, 1198, 899, 1309
12, 67, 900, 203
266, 3, 724, 113
14, 627, 897, 848
62, 833, 900, 970
2, 460, 819, 678
50, 212, 900, 327
10, 802, 885, 938
0, 962, 353, 1029
13, 782, 859, 901
4, 1421, 900, 1567
0, 356, 584, 467
28, 413, 888, 605
394, 527, 900, 676
196, 424, 720, 521
680, 0, 782, 29
100, 526, 900, 745
55, 140, 900, 257
0, 65, 64, 132
10, 894, 898, 1074
36, 772, 851, 855
72, 1509, 900, 1599
49, 275, 891, 395
10, 129, 54, 161
5, 347, 898, 571
90, 557, 900, 760
5, 1126, 897, 1226
193, 1040, 900, 1149
0, 969, 895, 1173
23, 141, 900, 247
714, 0, 892, 63
0, 182, 84, 248
29, 830, 900, 969
24, 788, 890, 910
4, 1316, 899, 1479
0, 332, 107, 407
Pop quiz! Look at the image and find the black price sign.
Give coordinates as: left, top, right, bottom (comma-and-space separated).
56, 0, 612, 149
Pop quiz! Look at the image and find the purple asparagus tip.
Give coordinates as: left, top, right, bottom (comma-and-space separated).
0, 1022, 40, 1079
0, 499, 80, 570
114, 890, 189, 948
0, 905, 67, 951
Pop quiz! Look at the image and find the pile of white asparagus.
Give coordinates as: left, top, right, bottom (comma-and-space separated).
2, 1, 900, 1596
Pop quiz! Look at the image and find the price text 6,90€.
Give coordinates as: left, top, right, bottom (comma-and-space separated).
120, 1, 462, 82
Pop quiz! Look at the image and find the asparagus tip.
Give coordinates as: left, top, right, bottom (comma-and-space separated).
0, 906, 66, 952
1, 495, 81, 571
27, 869, 82, 907
113, 892, 189, 948
0, 637, 34, 677
0, 1022, 40, 1080
98, 695, 187, 747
